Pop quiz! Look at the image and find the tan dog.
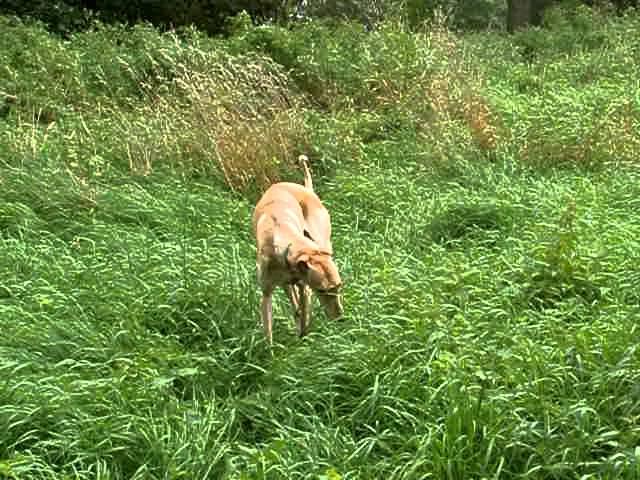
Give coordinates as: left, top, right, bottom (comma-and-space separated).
252, 155, 343, 344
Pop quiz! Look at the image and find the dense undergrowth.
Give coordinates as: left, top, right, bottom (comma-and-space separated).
1, 4, 640, 479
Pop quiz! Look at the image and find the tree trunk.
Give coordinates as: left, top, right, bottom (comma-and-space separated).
507, 0, 555, 33
507, 0, 533, 33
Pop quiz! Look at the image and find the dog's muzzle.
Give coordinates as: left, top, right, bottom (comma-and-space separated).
316, 284, 342, 296
316, 286, 344, 319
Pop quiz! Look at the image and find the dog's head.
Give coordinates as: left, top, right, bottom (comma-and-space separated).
290, 248, 343, 319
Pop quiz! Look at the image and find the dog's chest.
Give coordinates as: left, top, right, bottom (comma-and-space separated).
257, 252, 297, 287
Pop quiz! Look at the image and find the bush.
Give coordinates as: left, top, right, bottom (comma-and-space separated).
0, 17, 308, 192
404, 0, 506, 30
517, 201, 602, 310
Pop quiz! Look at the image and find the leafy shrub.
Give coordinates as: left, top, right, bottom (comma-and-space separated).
230, 14, 501, 158
484, 6, 640, 170
289, 0, 507, 31
226, 17, 502, 178
511, 3, 613, 60
404, 0, 506, 30
0, 19, 198, 114
518, 200, 602, 310
519, 96, 640, 169
413, 18, 502, 174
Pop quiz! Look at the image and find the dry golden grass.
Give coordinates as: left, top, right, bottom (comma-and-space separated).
421, 16, 501, 156
3, 49, 309, 193
170, 56, 309, 191
112, 53, 309, 191
462, 93, 499, 153
214, 109, 307, 192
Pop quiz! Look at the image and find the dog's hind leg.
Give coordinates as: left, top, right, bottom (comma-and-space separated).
297, 284, 312, 337
288, 282, 305, 337
287, 283, 311, 338
287, 283, 301, 328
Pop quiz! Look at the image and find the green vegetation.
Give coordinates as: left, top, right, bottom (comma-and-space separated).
1, 4, 640, 479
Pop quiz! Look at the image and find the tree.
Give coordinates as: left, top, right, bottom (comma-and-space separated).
507, 0, 552, 32
507, 0, 532, 31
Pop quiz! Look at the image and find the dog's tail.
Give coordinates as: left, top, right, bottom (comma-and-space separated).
298, 154, 313, 191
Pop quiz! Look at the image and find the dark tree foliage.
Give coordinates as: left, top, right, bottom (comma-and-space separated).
507, 0, 570, 32
507, 0, 637, 33
0, 0, 287, 35
588, 0, 638, 12
0, 0, 94, 34
78, 0, 284, 32
1, 0, 636, 36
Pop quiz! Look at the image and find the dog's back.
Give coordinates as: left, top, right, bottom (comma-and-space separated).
267, 185, 331, 248
253, 155, 317, 232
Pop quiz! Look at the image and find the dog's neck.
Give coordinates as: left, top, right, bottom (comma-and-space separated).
282, 242, 293, 266
280, 238, 332, 269
279, 238, 312, 265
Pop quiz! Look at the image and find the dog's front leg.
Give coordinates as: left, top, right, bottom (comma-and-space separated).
261, 289, 274, 345
287, 284, 300, 313
297, 284, 312, 337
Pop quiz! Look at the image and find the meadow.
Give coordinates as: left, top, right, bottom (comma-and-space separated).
1, 5, 640, 479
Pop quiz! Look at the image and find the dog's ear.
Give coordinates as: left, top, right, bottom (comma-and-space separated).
295, 254, 310, 274
297, 259, 310, 273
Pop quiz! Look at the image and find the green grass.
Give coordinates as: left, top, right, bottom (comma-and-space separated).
1, 6, 640, 479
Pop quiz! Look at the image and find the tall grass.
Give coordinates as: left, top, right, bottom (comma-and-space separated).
1, 5, 640, 479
